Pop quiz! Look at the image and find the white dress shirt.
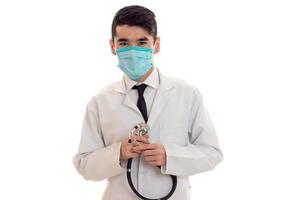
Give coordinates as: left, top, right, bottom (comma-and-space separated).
124, 66, 159, 118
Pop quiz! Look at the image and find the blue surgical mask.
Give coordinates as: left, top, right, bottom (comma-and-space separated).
116, 46, 153, 81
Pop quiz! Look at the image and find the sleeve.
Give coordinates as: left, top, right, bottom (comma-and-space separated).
161, 88, 224, 177
72, 97, 125, 181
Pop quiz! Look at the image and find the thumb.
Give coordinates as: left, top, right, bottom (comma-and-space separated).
143, 134, 149, 139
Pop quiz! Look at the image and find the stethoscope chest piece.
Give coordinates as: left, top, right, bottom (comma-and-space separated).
126, 123, 177, 200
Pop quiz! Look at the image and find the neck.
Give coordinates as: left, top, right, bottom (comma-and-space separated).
137, 67, 154, 83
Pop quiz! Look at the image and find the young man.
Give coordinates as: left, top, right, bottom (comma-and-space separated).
73, 5, 223, 200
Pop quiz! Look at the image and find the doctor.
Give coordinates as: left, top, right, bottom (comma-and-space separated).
73, 5, 223, 200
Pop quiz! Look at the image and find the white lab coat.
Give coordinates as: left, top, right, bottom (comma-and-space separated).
73, 68, 223, 200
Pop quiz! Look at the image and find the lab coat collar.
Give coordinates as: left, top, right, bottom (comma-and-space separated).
123, 67, 159, 92
113, 67, 174, 128
113, 67, 174, 94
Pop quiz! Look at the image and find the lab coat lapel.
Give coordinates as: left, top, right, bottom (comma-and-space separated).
123, 93, 144, 119
147, 69, 174, 129
113, 78, 144, 120
113, 69, 174, 128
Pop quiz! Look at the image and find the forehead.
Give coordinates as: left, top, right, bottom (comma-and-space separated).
115, 25, 152, 40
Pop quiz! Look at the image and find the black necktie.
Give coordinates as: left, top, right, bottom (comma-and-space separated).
132, 84, 148, 122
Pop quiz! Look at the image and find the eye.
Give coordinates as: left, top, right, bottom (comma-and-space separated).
138, 41, 148, 46
119, 42, 128, 46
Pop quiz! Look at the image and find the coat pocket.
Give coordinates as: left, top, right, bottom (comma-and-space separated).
159, 122, 189, 146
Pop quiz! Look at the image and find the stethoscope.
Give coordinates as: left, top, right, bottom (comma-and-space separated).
126, 123, 177, 200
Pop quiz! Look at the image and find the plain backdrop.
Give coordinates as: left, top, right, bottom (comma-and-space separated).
0, 0, 299, 199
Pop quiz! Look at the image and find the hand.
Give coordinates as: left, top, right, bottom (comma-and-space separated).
133, 143, 166, 167
120, 134, 150, 161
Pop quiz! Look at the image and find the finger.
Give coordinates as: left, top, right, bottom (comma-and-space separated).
127, 144, 141, 153
132, 148, 142, 154
132, 142, 139, 147
133, 135, 150, 144
134, 144, 157, 152
144, 155, 157, 162
132, 143, 152, 152
148, 160, 160, 166
132, 141, 146, 147
132, 143, 146, 152
143, 134, 149, 139
142, 149, 159, 156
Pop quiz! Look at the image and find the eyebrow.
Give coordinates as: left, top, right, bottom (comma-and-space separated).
116, 37, 149, 42
137, 37, 149, 42
117, 38, 129, 42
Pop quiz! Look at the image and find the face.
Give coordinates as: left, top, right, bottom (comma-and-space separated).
109, 25, 160, 55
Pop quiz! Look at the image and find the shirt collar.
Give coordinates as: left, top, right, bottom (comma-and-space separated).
124, 67, 160, 92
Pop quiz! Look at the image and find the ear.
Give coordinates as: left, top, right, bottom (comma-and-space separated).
109, 39, 116, 55
153, 36, 160, 54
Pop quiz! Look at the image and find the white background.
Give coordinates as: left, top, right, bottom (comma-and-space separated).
0, 0, 299, 199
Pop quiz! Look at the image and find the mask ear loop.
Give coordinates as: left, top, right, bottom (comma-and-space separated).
126, 123, 177, 200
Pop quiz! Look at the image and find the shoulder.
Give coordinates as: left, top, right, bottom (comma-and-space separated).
87, 80, 123, 106
163, 74, 203, 99
96, 80, 121, 95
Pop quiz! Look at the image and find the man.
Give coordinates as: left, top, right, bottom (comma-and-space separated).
73, 5, 223, 200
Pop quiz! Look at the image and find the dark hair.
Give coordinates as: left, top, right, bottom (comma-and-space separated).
111, 5, 157, 41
